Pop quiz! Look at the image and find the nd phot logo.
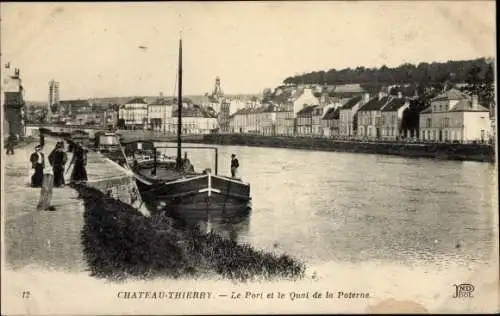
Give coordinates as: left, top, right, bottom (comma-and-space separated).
452, 283, 474, 298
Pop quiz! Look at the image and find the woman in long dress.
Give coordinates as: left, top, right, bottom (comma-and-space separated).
70, 145, 88, 184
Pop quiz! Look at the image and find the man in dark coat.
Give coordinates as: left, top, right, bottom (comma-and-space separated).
30, 145, 45, 187
49, 141, 68, 187
230, 153, 239, 179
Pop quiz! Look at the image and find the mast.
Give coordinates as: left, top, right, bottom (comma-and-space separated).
176, 37, 183, 168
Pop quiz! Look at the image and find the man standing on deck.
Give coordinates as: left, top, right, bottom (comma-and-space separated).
230, 154, 239, 179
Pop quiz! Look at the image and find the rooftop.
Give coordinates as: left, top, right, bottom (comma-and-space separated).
420, 98, 489, 113
322, 107, 340, 120
334, 83, 365, 94
297, 105, 317, 116
431, 88, 468, 102
381, 97, 408, 112
126, 97, 147, 104
358, 96, 390, 111
449, 100, 489, 112
172, 104, 217, 118
340, 95, 363, 109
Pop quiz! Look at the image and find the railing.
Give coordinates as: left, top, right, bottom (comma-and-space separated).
151, 145, 219, 176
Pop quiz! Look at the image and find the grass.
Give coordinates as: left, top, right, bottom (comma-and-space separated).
76, 184, 306, 282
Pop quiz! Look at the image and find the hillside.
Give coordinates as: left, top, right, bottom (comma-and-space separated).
283, 57, 494, 87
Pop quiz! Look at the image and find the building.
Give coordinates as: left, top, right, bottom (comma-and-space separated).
229, 104, 292, 135
103, 109, 118, 129
273, 110, 295, 136
219, 99, 231, 133
3, 65, 25, 138
48, 80, 60, 118
58, 99, 90, 117
419, 89, 491, 143
357, 93, 390, 139
321, 106, 341, 138
166, 104, 218, 134
119, 97, 148, 129
339, 94, 369, 137
229, 106, 261, 134
306, 94, 335, 137
147, 98, 173, 131
380, 95, 410, 140
296, 105, 317, 136
258, 104, 295, 136
291, 87, 319, 114
331, 83, 365, 98
73, 109, 105, 126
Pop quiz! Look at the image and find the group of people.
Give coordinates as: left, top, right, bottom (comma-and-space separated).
29, 140, 89, 188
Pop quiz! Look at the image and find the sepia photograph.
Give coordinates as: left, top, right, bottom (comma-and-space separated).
1, 1, 498, 314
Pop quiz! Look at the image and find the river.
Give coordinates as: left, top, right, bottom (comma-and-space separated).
156, 142, 497, 269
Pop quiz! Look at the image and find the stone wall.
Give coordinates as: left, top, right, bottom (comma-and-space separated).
86, 175, 148, 215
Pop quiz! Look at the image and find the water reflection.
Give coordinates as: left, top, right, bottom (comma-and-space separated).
165, 209, 251, 243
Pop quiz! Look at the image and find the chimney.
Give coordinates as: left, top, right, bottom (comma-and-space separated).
378, 91, 387, 100
363, 93, 370, 103
472, 95, 478, 108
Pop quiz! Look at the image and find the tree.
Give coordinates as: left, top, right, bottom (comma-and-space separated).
281, 58, 492, 88
262, 88, 273, 103
482, 64, 494, 107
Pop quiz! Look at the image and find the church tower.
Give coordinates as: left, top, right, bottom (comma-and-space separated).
211, 76, 224, 101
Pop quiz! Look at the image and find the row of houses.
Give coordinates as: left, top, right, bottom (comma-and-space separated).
228, 87, 494, 143
118, 97, 218, 134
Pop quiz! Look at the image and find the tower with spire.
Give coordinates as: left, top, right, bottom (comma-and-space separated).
211, 76, 224, 102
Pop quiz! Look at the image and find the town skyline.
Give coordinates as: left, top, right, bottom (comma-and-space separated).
1, 1, 496, 101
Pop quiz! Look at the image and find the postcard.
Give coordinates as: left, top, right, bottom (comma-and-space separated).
1, 1, 498, 314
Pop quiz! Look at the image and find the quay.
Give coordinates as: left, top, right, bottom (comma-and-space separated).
187, 134, 496, 163
3, 134, 305, 281
22, 126, 495, 162
3, 136, 146, 272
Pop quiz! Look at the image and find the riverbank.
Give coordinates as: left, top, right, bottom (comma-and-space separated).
184, 134, 495, 163
77, 184, 305, 282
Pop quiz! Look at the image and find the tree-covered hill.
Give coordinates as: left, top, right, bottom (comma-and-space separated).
283, 57, 493, 87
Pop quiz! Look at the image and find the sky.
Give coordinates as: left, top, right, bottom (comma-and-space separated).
1, 1, 496, 101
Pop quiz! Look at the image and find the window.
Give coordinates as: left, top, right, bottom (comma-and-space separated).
426, 118, 431, 128
443, 118, 449, 127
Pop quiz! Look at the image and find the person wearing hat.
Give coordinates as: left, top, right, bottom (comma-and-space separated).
49, 141, 68, 187
29, 145, 45, 187
69, 144, 88, 184
230, 153, 239, 179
